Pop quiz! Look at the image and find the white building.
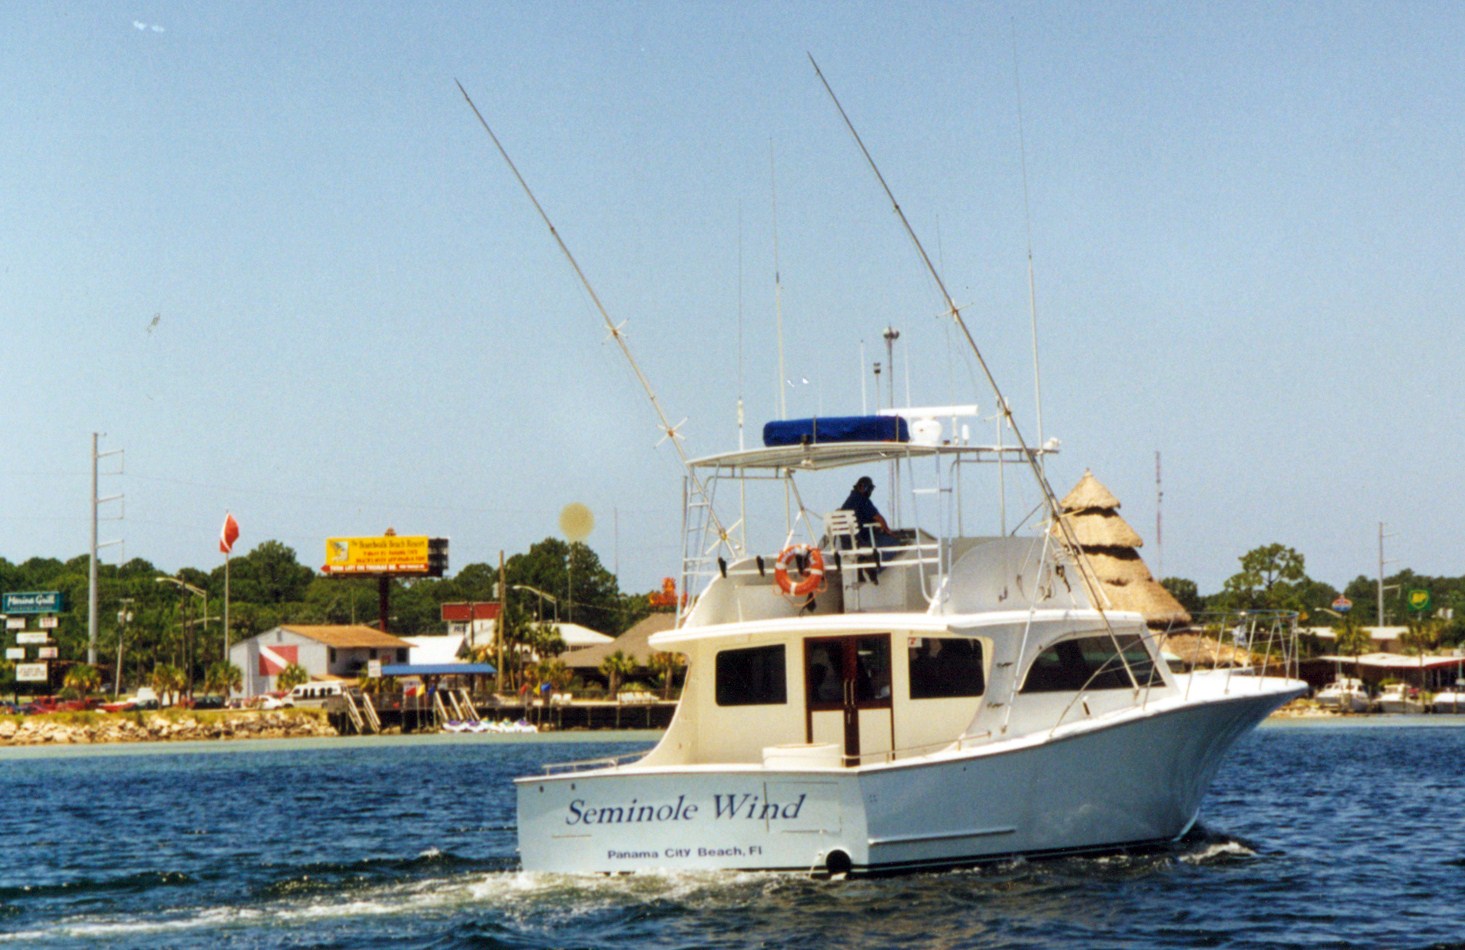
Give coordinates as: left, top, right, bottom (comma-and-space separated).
400, 633, 466, 665
230, 624, 414, 697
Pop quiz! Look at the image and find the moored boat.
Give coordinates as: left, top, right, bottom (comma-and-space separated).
1315, 675, 1370, 713
1376, 682, 1425, 714
1430, 682, 1465, 714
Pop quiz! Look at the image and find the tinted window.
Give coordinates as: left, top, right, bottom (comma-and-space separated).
909, 638, 985, 699
716, 645, 787, 706
1021, 634, 1159, 693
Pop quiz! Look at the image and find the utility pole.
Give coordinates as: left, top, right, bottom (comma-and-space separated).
88, 433, 124, 665
1378, 522, 1397, 627
497, 550, 506, 692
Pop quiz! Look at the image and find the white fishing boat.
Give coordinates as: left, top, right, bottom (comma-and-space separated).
514, 416, 1307, 875
1315, 674, 1370, 713
1376, 682, 1425, 714
1432, 681, 1465, 714
468, 67, 1307, 877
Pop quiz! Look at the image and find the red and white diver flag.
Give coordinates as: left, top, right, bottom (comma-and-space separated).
258, 644, 297, 676
220, 512, 240, 554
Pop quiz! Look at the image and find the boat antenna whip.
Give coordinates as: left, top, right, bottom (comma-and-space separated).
808, 56, 1119, 640
456, 80, 734, 557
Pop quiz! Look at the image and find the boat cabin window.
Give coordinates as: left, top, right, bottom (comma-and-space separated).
908, 637, 985, 699
715, 645, 787, 706
1020, 633, 1159, 693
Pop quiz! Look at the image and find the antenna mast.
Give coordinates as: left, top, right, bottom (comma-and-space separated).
456, 80, 733, 553
771, 140, 787, 419
1155, 451, 1163, 578
1012, 26, 1045, 454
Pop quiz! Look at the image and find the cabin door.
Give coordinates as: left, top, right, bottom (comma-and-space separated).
805, 635, 893, 766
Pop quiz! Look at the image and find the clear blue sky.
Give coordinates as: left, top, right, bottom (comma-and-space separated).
4, 2, 1462, 600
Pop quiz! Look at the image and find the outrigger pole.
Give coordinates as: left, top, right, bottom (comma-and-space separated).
456, 80, 735, 558
807, 56, 1120, 638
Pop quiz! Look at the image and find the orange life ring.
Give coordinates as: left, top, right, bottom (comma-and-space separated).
774, 544, 825, 597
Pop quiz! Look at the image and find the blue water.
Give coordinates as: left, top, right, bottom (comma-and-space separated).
1, 721, 1462, 948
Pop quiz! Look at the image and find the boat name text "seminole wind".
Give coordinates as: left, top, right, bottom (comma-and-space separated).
564, 793, 807, 826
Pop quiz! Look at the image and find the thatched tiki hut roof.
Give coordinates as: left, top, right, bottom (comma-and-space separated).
1053, 470, 1190, 630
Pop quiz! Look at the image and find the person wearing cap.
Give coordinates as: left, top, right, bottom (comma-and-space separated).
842, 476, 891, 537
840, 476, 897, 583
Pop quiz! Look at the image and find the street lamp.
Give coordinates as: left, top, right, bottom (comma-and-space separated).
157, 576, 207, 700
512, 585, 559, 623
114, 599, 134, 697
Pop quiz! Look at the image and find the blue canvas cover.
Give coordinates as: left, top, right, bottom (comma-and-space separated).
762, 415, 910, 447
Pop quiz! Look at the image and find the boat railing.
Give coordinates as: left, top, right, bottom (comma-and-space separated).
683, 531, 944, 619
838, 731, 995, 767
1164, 609, 1304, 702
537, 751, 651, 775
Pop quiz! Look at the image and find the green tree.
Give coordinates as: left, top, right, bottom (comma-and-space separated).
300, 576, 377, 625
204, 661, 243, 698
1220, 543, 1309, 611
276, 662, 310, 691
228, 540, 314, 605
434, 562, 500, 603
599, 650, 636, 700
1336, 615, 1372, 657
151, 663, 185, 706
1400, 619, 1443, 657
649, 651, 685, 699
530, 657, 574, 695
62, 664, 101, 700
1160, 577, 1203, 616
505, 538, 627, 635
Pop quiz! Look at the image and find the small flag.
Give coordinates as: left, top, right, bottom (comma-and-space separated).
220, 512, 240, 554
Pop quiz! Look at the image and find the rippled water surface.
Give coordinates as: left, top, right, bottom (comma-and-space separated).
1, 721, 1461, 948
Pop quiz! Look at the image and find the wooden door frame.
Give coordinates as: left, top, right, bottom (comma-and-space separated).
803, 634, 893, 765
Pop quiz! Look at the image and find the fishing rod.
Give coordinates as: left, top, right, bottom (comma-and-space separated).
807, 56, 1124, 647
455, 80, 736, 559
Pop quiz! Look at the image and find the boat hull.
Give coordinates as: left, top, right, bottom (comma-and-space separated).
1315, 690, 1370, 713
515, 684, 1299, 874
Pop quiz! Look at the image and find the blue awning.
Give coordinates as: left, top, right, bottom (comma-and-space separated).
380, 663, 496, 677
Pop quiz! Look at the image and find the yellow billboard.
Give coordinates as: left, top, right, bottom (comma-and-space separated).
323, 535, 431, 575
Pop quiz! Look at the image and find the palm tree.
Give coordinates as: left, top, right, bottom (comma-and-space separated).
276, 663, 310, 692
649, 651, 685, 699
63, 664, 102, 701
203, 661, 243, 699
599, 650, 636, 700
532, 657, 574, 695
1336, 615, 1372, 658
151, 663, 185, 707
